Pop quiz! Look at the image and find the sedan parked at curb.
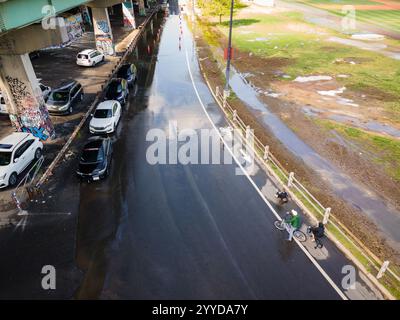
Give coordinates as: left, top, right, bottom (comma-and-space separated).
0, 93, 7, 115
89, 100, 122, 134
76, 49, 105, 67
76, 136, 113, 182
104, 78, 129, 105
0, 132, 43, 188
45, 80, 84, 115
117, 63, 137, 87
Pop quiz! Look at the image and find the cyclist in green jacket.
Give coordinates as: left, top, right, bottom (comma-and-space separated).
286, 210, 301, 241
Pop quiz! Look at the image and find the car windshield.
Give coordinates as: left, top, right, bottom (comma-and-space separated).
107, 82, 122, 95
80, 148, 104, 164
94, 109, 112, 118
117, 66, 129, 77
0, 152, 11, 166
49, 91, 69, 102
78, 54, 89, 59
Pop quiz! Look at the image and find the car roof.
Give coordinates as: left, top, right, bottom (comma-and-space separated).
79, 49, 97, 55
96, 100, 118, 110
0, 132, 31, 151
56, 81, 78, 91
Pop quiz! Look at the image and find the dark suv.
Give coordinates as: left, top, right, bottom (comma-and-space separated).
45, 81, 84, 115
104, 78, 129, 105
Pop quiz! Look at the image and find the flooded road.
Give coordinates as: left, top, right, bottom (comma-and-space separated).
228, 66, 400, 251
75, 8, 342, 299
0, 3, 382, 300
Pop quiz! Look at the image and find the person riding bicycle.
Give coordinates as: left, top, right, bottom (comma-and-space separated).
276, 190, 288, 203
286, 209, 301, 241
309, 222, 325, 242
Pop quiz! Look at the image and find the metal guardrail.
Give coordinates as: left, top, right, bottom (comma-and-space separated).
209, 83, 400, 297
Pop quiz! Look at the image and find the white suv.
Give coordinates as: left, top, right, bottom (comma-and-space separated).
0, 132, 43, 188
76, 49, 105, 67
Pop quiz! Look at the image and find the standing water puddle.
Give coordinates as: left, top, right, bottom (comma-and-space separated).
228, 67, 400, 249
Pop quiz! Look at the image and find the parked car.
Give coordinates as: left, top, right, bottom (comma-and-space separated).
0, 82, 50, 115
76, 49, 105, 67
0, 93, 7, 115
89, 100, 122, 134
104, 78, 129, 105
76, 136, 113, 181
116, 63, 137, 87
45, 80, 84, 115
0, 132, 43, 188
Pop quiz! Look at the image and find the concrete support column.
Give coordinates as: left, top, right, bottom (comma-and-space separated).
138, 0, 146, 16
0, 54, 54, 139
92, 7, 115, 56
122, 1, 136, 29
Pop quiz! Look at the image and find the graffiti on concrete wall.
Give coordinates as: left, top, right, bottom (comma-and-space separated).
5, 76, 53, 140
95, 19, 114, 55
64, 13, 84, 41
96, 20, 110, 34
95, 34, 114, 56
122, 3, 136, 29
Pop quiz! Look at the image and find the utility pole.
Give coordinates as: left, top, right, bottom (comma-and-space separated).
224, 0, 234, 97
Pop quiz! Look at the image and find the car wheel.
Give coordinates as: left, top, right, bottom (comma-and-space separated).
9, 172, 17, 187
34, 148, 42, 160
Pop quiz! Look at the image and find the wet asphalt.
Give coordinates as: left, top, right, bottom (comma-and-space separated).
0, 3, 380, 300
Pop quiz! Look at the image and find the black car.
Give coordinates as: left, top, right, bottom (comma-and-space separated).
45, 80, 84, 115
76, 136, 113, 181
104, 78, 129, 105
116, 63, 137, 87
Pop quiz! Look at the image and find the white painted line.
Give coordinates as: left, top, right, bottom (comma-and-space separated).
184, 48, 348, 301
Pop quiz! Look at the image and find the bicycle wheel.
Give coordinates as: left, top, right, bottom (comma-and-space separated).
274, 220, 285, 231
294, 230, 307, 242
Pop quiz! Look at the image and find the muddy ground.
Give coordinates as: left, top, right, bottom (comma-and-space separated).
192, 19, 400, 267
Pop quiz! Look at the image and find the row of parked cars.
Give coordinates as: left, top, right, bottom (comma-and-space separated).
75, 60, 137, 182
0, 46, 137, 189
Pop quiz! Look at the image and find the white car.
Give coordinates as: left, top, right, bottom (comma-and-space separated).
76, 49, 105, 67
89, 100, 121, 134
0, 132, 43, 188
0, 93, 6, 115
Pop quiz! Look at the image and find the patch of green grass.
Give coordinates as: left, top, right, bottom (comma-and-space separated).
216, 12, 400, 122
316, 119, 400, 181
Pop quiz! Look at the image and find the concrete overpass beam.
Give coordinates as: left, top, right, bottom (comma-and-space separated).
122, 1, 136, 29
0, 54, 54, 139
139, 0, 146, 16
92, 7, 115, 56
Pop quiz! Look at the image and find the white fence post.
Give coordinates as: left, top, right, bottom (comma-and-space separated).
287, 172, 295, 187
246, 125, 251, 140
377, 261, 390, 279
263, 145, 269, 161
233, 110, 237, 122
323, 207, 331, 225
216, 86, 220, 98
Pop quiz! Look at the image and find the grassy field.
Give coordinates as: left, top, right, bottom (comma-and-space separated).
292, 0, 400, 33
215, 11, 400, 122
316, 119, 400, 181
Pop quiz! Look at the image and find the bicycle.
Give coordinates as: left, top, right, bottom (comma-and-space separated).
274, 214, 307, 242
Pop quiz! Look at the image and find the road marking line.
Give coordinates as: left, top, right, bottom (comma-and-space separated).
184, 48, 348, 301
